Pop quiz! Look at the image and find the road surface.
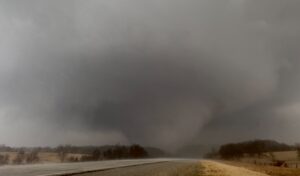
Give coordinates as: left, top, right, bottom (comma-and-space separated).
76, 160, 199, 176
0, 158, 174, 176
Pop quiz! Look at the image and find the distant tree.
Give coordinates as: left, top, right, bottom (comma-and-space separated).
26, 150, 39, 163
129, 144, 148, 158
219, 140, 293, 159
68, 156, 79, 162
296, 143, 300, 160
0, 145, 12, 152
103, 148, 113, 159
100, 145, 147, 159
56, 146, 67, 162
80, 155, 92, 162
219, 144, 243, 159
269, 152, 276, 161
91, 149, 101, 160
13, 150, 25, 164
112, 145, 129, 159
0, 154, 9, 165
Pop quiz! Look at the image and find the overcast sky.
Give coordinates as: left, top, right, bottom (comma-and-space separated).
0, 0, 300, 150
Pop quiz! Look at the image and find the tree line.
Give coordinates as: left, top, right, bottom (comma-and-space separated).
66, 144, 149, 162
0, 144, 152, 165
0, 149, 39, 165
217, 140, 294, 159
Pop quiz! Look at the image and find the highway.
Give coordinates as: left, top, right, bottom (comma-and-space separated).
0, 158, 174, 176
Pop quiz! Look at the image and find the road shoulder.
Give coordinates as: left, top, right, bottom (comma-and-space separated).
199, 160, 269, 176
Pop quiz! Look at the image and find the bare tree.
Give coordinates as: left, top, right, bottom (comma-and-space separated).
296, 143, 300, 160
0, 154, 9, 165
26, 150, 39, 163
13, 150, 25, 164
56, 146, 67, 162
269, 152, 276, 162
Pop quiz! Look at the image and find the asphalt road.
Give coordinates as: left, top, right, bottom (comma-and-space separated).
0, 158, 175, 176
76, 160, 199, 176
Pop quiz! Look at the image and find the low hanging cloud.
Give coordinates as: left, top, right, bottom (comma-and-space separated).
0, 0, 300, 149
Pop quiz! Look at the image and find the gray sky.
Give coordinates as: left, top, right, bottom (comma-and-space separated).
0, 0, 300, 150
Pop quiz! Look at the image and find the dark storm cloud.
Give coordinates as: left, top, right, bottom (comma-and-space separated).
0, 0, 300, 149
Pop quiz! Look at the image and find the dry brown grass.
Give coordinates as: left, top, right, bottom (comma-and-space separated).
272, 151, 298, 161
0, 152, 17, 163
215, 150, 300, 176
200, 160, 268, 176
223, 160, 300, 176
233, 150, 300, 168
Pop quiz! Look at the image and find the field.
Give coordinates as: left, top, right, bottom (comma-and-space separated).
223, 160, 300, 176
234, 150, 300, 168
220, 150, 300, 176
272, 151, 298, 160
0, 151, 85, 164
